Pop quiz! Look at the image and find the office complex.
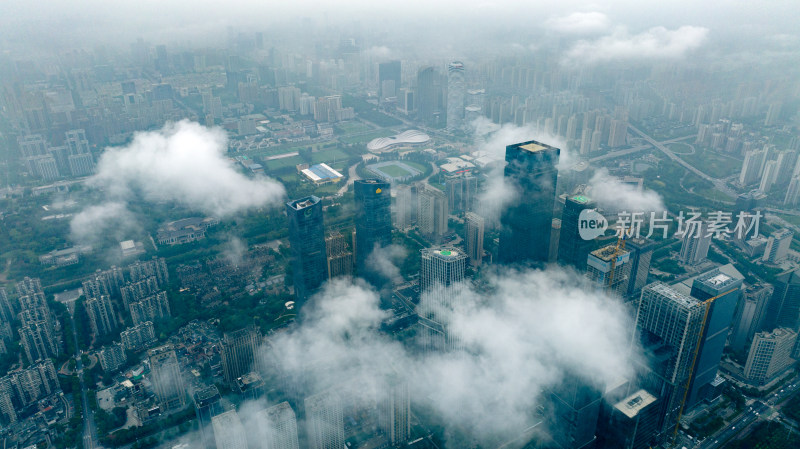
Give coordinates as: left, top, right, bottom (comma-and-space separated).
597, 389, 661, 449
544, 377, 603, 449
378, 60, 401, 102
625, 238, 655, 300
261, 401, 300, 449
418, 248, 467, 352
417, 66, 437, 125
763, 229, 793, 263
354, 179, 392, 278
744, 327, 798, 385
730, 283, 773, 353
417, 185, 448, 242
557, 195, 598, 271
212, 410, 248, 449
305, 390, 345, 449
446, 61, 465, 131
678, 223, 711, 265
498, 140, 560, 266
586, 244, 632, 297
148, 345, 186, 411
325, 232, 354, 279
685, 269, 743, 408
763, 269, 800, 331
193, 385, 224, 449
464, 212, 485, 267
635, 283, 705, 436
393, 184, 414, 229
221, 327, 261, 385
287, 196, 328, 303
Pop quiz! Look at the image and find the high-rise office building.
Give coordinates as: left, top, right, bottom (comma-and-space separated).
221, 327, 262, 385
545, 376, 603, 449
587, 244, 632, 297
393, 184, 415, 230
625, 238, 655, 300
305, 390, 345, 449
381, 377, 411, 446
287, 196, 328, 303
417, 185, 448, 242
596, 389, 661, 449
148, 345, 186, 411
417, 67, 437, 126
686, 269, 743, 408
635, 283, 705, 435
378, 60, 401, 102
212, 410, 248, 449
678, 223, 711, 266
730, 283, 773, 354
418, 248, 467, 352
498, 140, 560, 266
744, 327, 798, 385
194, 385, 224, 449
261, 401, 300, 449
325, 232, 354, 279
557, 195, 598, 271
464, 212, 485, 267
764, 269, 800, 332
763, 229, 793, 264
354, 179, 392, 277
446, 61, 465, 131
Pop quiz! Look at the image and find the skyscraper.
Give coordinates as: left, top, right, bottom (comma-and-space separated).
686, 268, 743, 408
148, 345, 186, 411
446, 61, 465, 131
498, 140, 560, 266
763, 229, 793, 264
557, 195, 598, 271
193, 385, 224, 449
287, 196, 328, 303
381, 377, 411, 446
212, 410, 248, 449
678, 223, 711, 266
418, 248, 467, 352
764, 269, 800, 332
260, 401, 300, 449
85, 295, 117, 336
417, 185, 448, 242
730, 283, 773, 353
378, 60, 401, 102
221, 327, 262, 385
417, 66, 436, 125
393, 184, 415, 230
744, 327, 798, 385
635, 283, 705, 436
625, 238, 655, 300
325, 232, 354, 279
464, 212, 484, 267
354, 179, 392, 277
586, 244, 632, 297
544, 376, 603, 449
305, 390, 345, 449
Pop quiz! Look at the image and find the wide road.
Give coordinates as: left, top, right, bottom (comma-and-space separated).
628, 124, 739, 199
696, 376, 800, 449
68, 301, 101, 449
587, 134, 693, 163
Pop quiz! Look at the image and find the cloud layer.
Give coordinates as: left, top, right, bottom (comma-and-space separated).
71, 120, 285, 243
563, 25, 710, 64
588, 168, 666, 213
546, 11, 611, 34
255, 267, 641, 446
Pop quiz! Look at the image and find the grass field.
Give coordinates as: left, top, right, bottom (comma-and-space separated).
262, 147, 351, 172
668, 142, 693, 154
335, 122, 372, 134
338, 129, 394, 145
378, 164, 416, 178
678, 146, 743, 178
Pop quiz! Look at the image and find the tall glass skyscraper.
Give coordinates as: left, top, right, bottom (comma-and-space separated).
418, 248, 467, 352
446, 61, 465, 131
417, 66, 436, 126
354, 179, 392, 279
287, 196, 328, 304
498, 140, 560, 266
557, 194, 597, 271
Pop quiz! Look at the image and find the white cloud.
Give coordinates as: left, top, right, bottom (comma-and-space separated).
70, 201, 137, 244
563, 25, 710, 65
72, 120, 285, 243
545, 11, 611, 34
588, 168, 665, 213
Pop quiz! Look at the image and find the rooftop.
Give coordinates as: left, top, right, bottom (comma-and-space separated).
614, 390, 657, 418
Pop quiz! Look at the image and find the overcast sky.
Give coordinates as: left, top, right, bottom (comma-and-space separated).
1, 0, 797, 56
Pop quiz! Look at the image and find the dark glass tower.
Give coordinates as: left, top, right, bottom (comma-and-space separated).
378, 60, 401, 101
557, 194, 597, 271
686, 268, 743, 408
498, 140, 560, 266
417, 66, 436, 126
625, 237, 655, 300
354, 179, 392, 279
764, 269, 800, 332
287, 196, 328, 303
